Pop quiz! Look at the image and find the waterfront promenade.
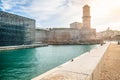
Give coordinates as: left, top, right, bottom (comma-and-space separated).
32, 43, 110, 80
99, 43, 120, 80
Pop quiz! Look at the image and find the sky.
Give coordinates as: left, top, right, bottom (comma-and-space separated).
0, 0, 120, 32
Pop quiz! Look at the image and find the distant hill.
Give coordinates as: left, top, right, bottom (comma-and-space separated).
97, 29, 120, 41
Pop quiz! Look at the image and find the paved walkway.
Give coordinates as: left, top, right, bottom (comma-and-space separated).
32, 43, 110, 80
99, 43, 120, 80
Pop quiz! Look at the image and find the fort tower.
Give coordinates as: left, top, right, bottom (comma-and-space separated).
82, 5, 91, 29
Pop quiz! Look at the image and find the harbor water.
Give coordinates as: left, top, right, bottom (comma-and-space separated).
0, 45, 98, 80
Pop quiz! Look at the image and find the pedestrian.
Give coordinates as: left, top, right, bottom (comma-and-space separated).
71, 59, 74, 62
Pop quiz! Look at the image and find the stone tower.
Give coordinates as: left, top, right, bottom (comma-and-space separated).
82, 5, 91, 29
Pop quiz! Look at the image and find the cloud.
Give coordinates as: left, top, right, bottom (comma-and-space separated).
0, 0, 86, 28
1, 0, 29, 10
25, 0, 65, 20
1, 0, 120, 31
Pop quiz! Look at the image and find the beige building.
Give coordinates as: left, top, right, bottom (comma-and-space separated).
48, 28, 96, 43
35, 5, 99, 44
70, 22, 83, 29
70, 5, 91, 29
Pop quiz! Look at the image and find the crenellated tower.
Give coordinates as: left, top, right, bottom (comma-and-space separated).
82, 5, 91, 29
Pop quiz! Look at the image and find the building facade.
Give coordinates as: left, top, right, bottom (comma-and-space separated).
35, 29, 48, 43
0, 11, 35, 46
48, 28, 96, 43
70, 22, 83, 29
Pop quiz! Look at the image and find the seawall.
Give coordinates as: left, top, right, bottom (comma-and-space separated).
32, 43, 110, 80
0, 44, 48, 51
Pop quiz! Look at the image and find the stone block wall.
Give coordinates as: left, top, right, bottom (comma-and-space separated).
35, 28, 96, 44
35, 29, 48, 43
